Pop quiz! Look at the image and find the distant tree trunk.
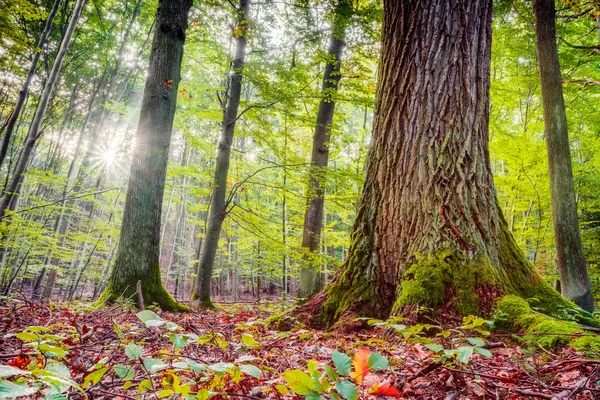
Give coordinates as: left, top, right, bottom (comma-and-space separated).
299, 0, 351, 300
0, 0, 86, 221
0, 0, 62, 170
533, 0, 593, 311
98, 0, 193, 311
192, 0, 249, 307
296, 0, 573, 327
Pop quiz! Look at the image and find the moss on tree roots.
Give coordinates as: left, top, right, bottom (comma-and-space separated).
95, 275, 189, 312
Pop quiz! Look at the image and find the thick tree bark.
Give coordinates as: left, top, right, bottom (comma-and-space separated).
299, 0, 351, 300
0, 0, 86, 221
533, 0, 593, 311
98, 0, 193, 311
192, 0, 249, 307
0, 0, 62, 171
296, 0, 573, 327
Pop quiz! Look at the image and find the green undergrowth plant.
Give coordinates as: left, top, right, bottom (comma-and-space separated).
278, 347, 400, 399
0, 310, 265, 399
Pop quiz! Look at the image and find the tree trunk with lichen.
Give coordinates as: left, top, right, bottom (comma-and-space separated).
533, 0, 593, 312
97, 0, 192, 312
295, 0, 576, 328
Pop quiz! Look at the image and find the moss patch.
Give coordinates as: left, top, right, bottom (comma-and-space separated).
493, 295, 600, 351
393, 250, 501, 317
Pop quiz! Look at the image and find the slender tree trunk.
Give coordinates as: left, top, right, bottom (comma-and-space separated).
0, 0, 62, 171
298, 0, 351, 299
533, 0, 593, 311
0, 0, 86, 221
295, 0, 573, 327
192, 0, 249, 307
98, 0, 192, 311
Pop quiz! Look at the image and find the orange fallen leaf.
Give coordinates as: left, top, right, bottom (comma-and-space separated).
350, 348, 371, 383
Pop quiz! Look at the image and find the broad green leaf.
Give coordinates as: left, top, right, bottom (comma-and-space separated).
15, 332, 38, 342
457, 346, 474, 364
0, 380, 39, 398
157, 389, 174, 398
282, 369, 315, 395
332, 350, 351, 376
138, 379, 153, 393
306, 391, 325, 400
474, 347, 493, 358
235, 355, 260, 363
196, 388, 210, 400
325, 365, 339, 381
208, 362, 233, 373
83, 367, 108, 388
0, 365, 31, 378
335, 380, 358, 400
38, 343, 66, 358
185, 359, 206, 371
424, 343, 444, 354
143, 358, 168, 372
125, 343, 143, 360
275, 384, 288, 394
114, 364, 135, 379
136, 310, 162, 323
466, 337, 486, 347
367, 353, 388, 370
170, 334, 188, 349
239, 364, 261, 379
241, 333, 255, 346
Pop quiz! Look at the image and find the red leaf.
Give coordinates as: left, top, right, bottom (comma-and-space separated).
369, 382, 401, 398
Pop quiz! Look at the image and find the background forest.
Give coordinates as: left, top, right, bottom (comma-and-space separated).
0, 0, 598, 305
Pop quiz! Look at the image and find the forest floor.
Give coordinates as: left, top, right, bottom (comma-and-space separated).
1, 296, 600, 399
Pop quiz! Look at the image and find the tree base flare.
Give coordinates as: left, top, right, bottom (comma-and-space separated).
95, 280, 189, 312
190, 294, 217, 310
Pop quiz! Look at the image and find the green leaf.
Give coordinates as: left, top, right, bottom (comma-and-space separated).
0, 365, 31, 378
125, 343, 143, 360
367, 353, 388, 370
196, 388, 210, 400
424, 343, 444, 354
38, 343, 66, 358
83, 367, 108, 388
143, 358, 168, 372
138, 379, 152, 394
242, 333, 255, 346
306, 391, 325, 400
114, 364, 136, 379
457, 346, 474, 364
335, 380, 358, 400
330, 391, 341, 400
185, 359, 206, 371
0, 380, 39, 398
331, 350, 351, 376
474, 347, 493, 358
170, 334, 188, 349
15, 332, 39, 342
136, 310, 162, 323
282, 369, 315, 395
208, 362, 234, 373
325, 365, 339, 381
239, 364, 261, 379
466, 337, 485, 347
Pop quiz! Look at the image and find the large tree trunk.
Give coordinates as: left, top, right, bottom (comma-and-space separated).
98, 0, 193, 311
533, 0, 593, 311
298, 0, 351, 300
0, 0, 86, 221
297, 0, 572, 327
192, 0, 249, 307
0, 0, 62, 171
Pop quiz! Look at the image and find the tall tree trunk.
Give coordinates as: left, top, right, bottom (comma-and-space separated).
0, 0, 86, 221
298, 0, 351, 300
98, 0, 192, 311
296, 0, 573, 328
192, 0, 249, 307
0, 0, 62, 171
533, 0, 593, 311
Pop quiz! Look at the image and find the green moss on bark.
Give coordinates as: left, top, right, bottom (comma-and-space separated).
95, 266, 189, 312
393, 250, 501, 316
190, 293, 216, 310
